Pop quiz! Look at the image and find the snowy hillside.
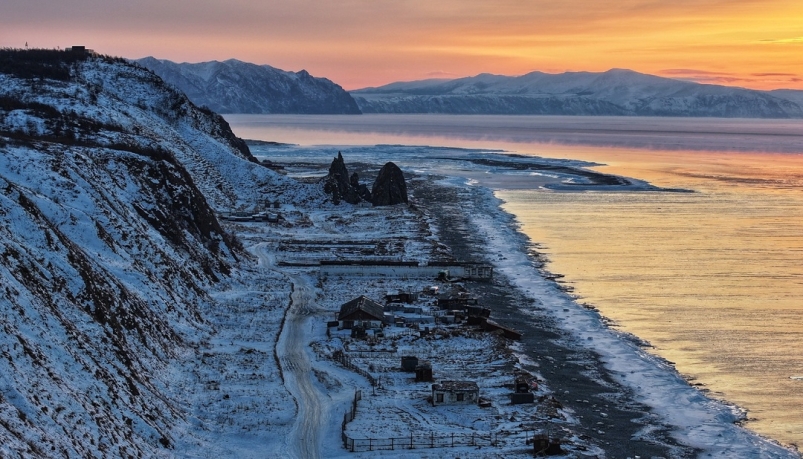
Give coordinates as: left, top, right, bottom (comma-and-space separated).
352, 69, 803, 117
136, 57, 361, 115
0, 49, 321, 457
771, 89, 803, 107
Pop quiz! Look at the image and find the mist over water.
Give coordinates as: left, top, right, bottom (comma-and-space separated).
227, 114, 803, 154
227, 114, 803, 449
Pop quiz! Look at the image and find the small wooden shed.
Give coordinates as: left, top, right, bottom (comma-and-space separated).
415, 361, 433, 382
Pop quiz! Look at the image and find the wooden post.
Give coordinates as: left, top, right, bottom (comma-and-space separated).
410, 432, 413, 449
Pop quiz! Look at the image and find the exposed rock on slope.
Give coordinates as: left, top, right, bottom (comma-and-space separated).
352, 69, 803, 118
322, 152, 372, 205
323, 152, 360, 204
0, 49, 316, 457
136, 57, 361, 114
371, 162, 408, 206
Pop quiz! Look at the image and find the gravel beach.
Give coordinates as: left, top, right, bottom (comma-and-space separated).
412, 176, 697, 458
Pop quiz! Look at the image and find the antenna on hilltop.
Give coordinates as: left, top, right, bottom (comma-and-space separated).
25, 42, 28, 49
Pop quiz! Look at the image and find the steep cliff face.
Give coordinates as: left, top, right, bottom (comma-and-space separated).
352, 69, 803, 118
136, 57, 361, 114
0, 49, 308, 457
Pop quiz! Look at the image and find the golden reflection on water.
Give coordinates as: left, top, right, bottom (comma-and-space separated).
227, 114, 803, 449
498, 149, 803, 448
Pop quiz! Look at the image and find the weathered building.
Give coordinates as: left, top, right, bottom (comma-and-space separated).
401, 356, 419, 372
337, 295, 384, 329
431, 380, 479, 406
385, 290, 419, 304
415, 361, 433, 382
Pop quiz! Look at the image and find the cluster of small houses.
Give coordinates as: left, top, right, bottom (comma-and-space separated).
332, 286, 566, 455
333, 289, 522, 341
332, 288, 530, 405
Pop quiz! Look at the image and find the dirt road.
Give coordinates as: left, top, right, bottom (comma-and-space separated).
281, 275, 323, 459
254, 243, 326, 459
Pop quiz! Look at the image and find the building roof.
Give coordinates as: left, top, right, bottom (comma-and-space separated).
432, 380, 479, 392
337, 295, 384, 321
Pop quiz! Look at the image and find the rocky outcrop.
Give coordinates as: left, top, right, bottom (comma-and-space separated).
371, 162, 408, 206
323, 152, 364, 204
322, 154, 408, 206
351, 172, 373, 203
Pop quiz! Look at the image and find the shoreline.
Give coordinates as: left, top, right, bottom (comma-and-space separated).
249, 141, 801, 457
412, 176, 691, 458
415, 175, 801, 458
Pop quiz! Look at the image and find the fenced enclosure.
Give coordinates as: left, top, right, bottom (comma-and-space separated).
340, 388, 497, 453
331, 351, 376, 385
343, 431, 497, 452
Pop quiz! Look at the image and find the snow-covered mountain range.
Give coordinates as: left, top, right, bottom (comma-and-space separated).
352, 69, 803, 118
2, 49, 802, 458
0, 49, 318, 456
136, 57, 361, 115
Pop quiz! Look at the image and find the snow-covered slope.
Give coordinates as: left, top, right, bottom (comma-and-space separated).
352, 69, 803, 118
771, 88, 803, 107
136, 57, 361, 115
0, 49, 319, 457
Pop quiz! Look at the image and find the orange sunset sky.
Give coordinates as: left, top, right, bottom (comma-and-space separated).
3, 0, 802, 91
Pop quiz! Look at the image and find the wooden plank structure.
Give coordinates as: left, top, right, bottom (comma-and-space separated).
338, 295, 384, 329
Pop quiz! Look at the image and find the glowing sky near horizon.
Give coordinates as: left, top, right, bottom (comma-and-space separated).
3, 0, 802, 90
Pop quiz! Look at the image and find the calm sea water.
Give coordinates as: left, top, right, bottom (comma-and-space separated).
226, 114, 803, 449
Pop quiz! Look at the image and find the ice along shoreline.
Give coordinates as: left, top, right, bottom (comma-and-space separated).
248, 139, 799, 457
427, 174, 800, 458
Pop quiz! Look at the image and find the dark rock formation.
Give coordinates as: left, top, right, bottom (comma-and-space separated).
371, 162, 408, 206
351, 172, 373, 203
322, 154, 407, 206
323, 152, 361, 204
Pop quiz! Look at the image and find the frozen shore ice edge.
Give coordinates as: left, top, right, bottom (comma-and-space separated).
443, 178, 798, 458
251, 142, 799, 458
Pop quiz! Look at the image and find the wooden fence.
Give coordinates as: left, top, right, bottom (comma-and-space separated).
339, 386, 497, 453
345, 349, 397, 359
331, 350, 376, 385
343, 431, 497, 452
341, 390, 362, 447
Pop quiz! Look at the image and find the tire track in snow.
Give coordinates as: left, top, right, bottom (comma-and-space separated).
280, 274, 323, 459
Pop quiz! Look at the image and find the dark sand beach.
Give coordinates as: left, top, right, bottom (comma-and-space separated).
412, 177, 696, 458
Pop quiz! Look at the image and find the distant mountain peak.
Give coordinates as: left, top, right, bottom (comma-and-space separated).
136, 58, 361, 114
350, 68, 803, 118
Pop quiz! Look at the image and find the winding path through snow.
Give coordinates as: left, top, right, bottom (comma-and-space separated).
253, 243, 327, 459
281, 275, 324, 459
